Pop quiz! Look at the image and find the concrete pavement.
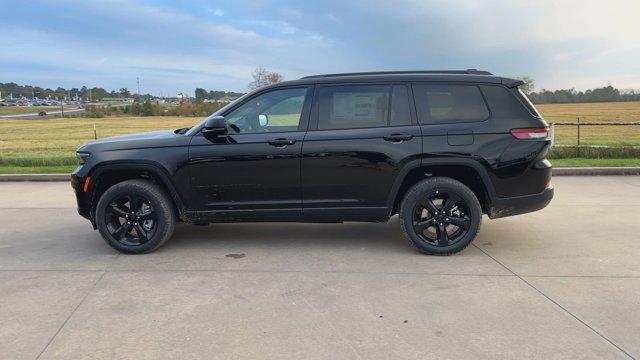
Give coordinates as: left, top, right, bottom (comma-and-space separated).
0, 177, 639, 359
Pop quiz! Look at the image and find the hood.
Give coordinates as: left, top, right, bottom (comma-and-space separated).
88, 130, 176, 144
77, 129, 186, 153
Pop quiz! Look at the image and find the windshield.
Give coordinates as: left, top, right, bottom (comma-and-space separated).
185, 92, 253, 136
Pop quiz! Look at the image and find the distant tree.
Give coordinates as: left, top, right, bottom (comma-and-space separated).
249, 68, 283, 90
141, 100, 154, 116
119, 88, 131, 98
195, 87, 208, 103
518, 76, 535, 95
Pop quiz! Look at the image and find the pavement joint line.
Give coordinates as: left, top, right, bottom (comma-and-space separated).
35, 271, 107, 360
2, 269, 640, 279
472, 244, 635, 359
0, 268, 517, 276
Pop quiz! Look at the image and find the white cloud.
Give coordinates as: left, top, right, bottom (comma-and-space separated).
210, 8, 225, 17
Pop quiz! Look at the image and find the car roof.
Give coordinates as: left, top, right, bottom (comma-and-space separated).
270, 70, 521, 88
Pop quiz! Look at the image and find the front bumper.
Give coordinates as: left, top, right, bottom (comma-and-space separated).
488, 187, 554, 219
71, 173, 96, 228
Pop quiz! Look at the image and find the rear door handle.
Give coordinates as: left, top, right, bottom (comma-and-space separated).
268, 138, 296, 147
383, 134, 413, 142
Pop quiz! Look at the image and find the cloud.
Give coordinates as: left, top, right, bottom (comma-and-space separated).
210, 8, 225, 17
1, 0, 639, 93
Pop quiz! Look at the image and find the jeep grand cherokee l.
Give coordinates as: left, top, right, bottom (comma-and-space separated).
72, 70, 553, 254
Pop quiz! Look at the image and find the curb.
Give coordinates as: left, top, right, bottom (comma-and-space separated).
0, 174, 71, 181
1, 167, 640, 181
552, 167, 640, 176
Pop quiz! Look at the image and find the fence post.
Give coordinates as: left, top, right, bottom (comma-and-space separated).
549, 123, 555, 146
577, 116, 581, 157
577, 116, 581, 146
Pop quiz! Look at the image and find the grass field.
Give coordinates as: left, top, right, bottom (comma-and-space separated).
538, 101, 640, 145
1, 101, 640, 173
0, 105, 80, 116
0, 116, 198, 168
536, 101, 640, 122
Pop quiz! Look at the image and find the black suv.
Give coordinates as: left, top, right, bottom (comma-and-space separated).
72, 70, 553, 255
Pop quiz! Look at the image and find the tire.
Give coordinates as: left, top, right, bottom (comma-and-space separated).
399, 177, 482, 255
96, 179, 175, 254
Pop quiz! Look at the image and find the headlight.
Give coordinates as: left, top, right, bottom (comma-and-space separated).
76, 152, 91, 165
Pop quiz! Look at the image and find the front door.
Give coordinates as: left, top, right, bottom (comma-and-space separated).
301, 83, 422, 219
188, 86, 312, 219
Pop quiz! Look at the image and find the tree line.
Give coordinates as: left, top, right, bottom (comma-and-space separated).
517, 77, 640, 103
193, 68, 282, 102
527, 85, 640, 104
0, 82, 143, 101
84, 102, 226, 118
194, 88, 245, 103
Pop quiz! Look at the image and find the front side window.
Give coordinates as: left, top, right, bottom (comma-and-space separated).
413, 84, 489, 124
318, 85, 389, 130
224, 87, 308, 133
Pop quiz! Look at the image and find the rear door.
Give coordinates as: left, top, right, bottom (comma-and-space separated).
301, 83, 421, 219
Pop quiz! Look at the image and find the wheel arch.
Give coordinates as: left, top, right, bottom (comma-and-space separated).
87, 161, 186, 220
387, 158, 497, 216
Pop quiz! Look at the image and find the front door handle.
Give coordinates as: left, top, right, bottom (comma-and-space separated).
268, 138, 296, 147
383, 134, 413, 142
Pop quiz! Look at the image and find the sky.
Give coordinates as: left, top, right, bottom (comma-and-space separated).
1, 0, 639, 95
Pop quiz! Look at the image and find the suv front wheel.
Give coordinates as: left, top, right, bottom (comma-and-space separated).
95, 179, 176, 254
399, 177, 482, 255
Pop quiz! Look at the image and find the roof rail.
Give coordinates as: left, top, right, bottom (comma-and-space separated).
300, 69, 492, 79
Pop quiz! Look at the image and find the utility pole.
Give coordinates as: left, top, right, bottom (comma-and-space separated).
137, 77, 141, 99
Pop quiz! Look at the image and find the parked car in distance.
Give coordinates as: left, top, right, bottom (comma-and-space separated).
72, 69, 553, 254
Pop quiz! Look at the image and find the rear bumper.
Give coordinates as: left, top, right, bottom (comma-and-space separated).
488, 187, 554, 219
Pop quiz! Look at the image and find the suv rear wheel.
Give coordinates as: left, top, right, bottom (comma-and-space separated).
95, 179, 175, 254
399, 177, 481, 255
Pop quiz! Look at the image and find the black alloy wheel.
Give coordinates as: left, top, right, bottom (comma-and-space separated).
399, 177, 481, 255
105, 194, 157, 246
95, 179, 175, 254
412, 191, 471, 247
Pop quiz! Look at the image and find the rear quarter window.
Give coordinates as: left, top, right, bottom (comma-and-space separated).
480, 85, 535, 119
413, 84, 489, 124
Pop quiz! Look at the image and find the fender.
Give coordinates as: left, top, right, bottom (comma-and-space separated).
88, 160, 187, 213
385, 156, 498, 213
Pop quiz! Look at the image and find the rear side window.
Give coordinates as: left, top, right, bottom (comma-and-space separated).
318, 85, 389, 130
413, 84, 489, 124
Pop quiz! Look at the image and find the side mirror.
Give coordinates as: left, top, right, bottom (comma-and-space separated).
258, 114, 269, 127
202, 116, 227, 137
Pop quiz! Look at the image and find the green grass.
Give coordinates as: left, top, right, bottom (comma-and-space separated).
551, 158, 640, 167
0, 165, 76, 174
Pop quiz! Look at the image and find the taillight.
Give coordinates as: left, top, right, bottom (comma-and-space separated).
545, 179, 553, 190
510, 128, 549, 140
